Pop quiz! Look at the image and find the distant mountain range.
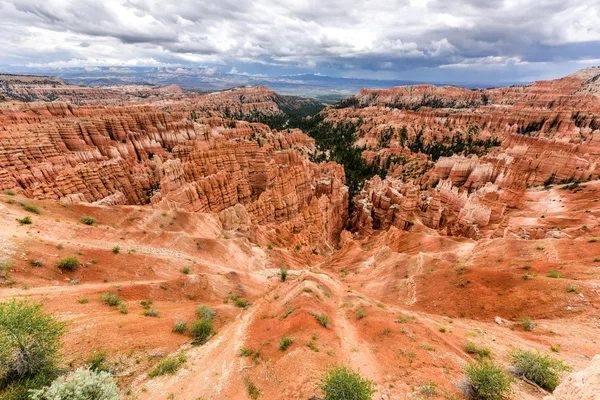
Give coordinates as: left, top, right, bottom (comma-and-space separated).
0, 67, 518, 103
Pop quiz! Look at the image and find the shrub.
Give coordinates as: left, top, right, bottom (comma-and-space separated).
306, 341, 319, 352
465, 359, 512, 400
77, 298, 89, 304
234, 298, 249, 308
172, 321, 187, 334
56, 256, 79, 272
22, 204, 40, 214
117, 304, 128, 315
509, 348, 570, 392
312, 312, 330, 328
280, 267, 288, 282
318, 365, 375, 400
79, 216, 95, 225
30, 368, 119, 400
356, 308, 367, 320
546, 270, 564, 279
521, 317, 535, 332
181, 267, 190, 275
244, 376, 261, 399
589, 238, 598, 243
465, 342, 491, 358
4, 189, 15, 196
238, 347, 254, 357
0, 299, 65, 395
196, 305, 216, 319
142, 308, 158, 317
99, 292, 121, 307
148, 352, 186, 378
279, 336, 294, 351
189, 318, 215, 345
567, 285, 577, 293
30, 259, 44, 267
420, 381, 437, 397
16, 216, 32, 225
111, 246, 120, 254
87, 350, 109, 373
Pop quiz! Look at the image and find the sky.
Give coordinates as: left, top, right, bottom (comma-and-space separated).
1, 0, 600, 84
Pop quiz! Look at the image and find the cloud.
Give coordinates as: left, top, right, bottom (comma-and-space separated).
0, 0, 599, 82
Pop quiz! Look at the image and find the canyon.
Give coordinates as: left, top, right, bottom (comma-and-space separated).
1, 69, 600, 399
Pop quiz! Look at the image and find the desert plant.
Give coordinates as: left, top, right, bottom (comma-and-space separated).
22, 204, 40, 214
465, 359, 512, 400
279, 267, 288, 282
111, 246, 120, 254
238, 347, 254, 357
30, 368, 119, 400
356, 308, 367, 320
0, 299, 65, 397
148, 352, 186, 378
172, 321, 187, 334
87, 351, 109, 373
311, 312, 330, 328
79, 216, 95, 225
4, 190, 15, 196
509, 348, 570, 392
244, 376, 261, 399
99, 292, 121, 307
279, 336, 294, 351
521, 317, 535, 332
567, 285, 577, 293
117, 304, 128, 314
465, 342, 491, 358
196, 305, 216, 319
181, 267, 191, 275
189, 318, 215, 345
546, 270, 564, 279
142, 308, 158, 317
29, 259, 44, 267
77, 298, 89, 304
16, 216, 32, 225
234, 298, 249, 308
56, 256, 79, 272
318, 365, 375, 400
420, 381, 438, 397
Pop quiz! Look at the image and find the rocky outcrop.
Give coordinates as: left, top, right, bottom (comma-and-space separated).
544, 355, 600, 400
0, 85, 345, 250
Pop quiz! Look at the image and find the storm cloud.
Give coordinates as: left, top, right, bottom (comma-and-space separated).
0, 0, 599, 83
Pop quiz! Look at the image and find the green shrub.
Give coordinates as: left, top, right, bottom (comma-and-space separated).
189, 318, 215, 345
22, 204, 40, 214
30, 368, 119, 400
279, 336, 294, 351
0, 299, 65, 397
521, 317, 535, 332
234, 298, 249, 308
567, 285, 577, 293
244, 376, 261, 399
589, 238, 598, 242
311, 312, 330, 328
29, 259, 44, 267
465, 359, 512, 400
4, 190, 15, 196
181, 267, 191, 275
77, 298, 89, 304
509, 348, 570, 392
280, 267, 288, 282
117, 304, 128, 314
172, 321, 187, 334
196, 305, 216, 319
238, 347, 254, 357
420, 381, 437, 397
79, 216, 95, 225
306, 341, 319, 352
16, 216, 32, 225
148, 352, 186, 378
99, 292, 121, 307
465, 341, 491, 358
546, 270, 564, 279
318, 365, 375, 400
356, 308, 367, 320
111, 246, 120, 254
57, 256, 79, 271
87, 350, 109, 373
142, 308, 158, 317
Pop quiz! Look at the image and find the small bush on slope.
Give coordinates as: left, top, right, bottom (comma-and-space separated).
465, 359, 512, 400
318, 365, 375, 400
30, 368, 119, 400
509, 348, 570, 392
